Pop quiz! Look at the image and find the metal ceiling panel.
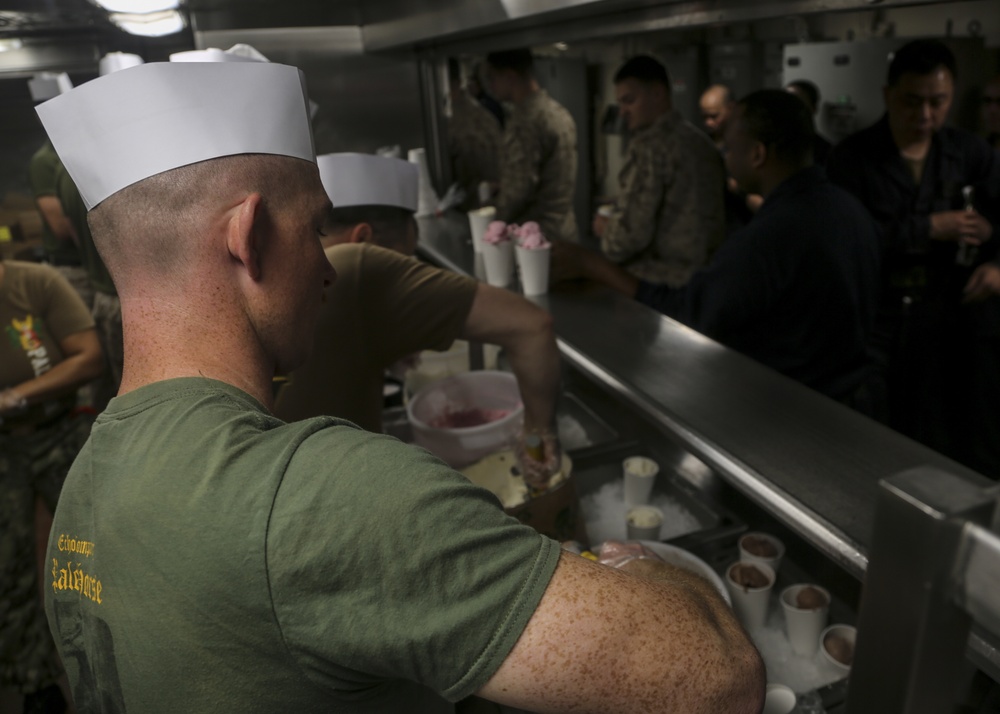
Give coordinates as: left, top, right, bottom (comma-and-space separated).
186, 0, 362, 33
359, 0, 948, 52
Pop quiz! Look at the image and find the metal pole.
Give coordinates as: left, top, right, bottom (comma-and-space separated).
847, 467, 998, 713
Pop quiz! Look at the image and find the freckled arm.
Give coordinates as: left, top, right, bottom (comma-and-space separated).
476, 551, 765, 714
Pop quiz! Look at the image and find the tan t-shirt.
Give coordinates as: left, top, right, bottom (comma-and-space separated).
0, 260, 94, 427
275, 243, 478, 431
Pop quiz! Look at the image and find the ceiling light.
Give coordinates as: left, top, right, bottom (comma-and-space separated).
110, 9, 185, 36
95, 0, 179, 12
0, 39, 23, 52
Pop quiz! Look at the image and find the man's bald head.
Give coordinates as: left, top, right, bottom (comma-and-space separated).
89, 154, 320, 288
700, 85, 736, 143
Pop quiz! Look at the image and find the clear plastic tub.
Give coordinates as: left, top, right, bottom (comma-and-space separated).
407, 370, 524, 468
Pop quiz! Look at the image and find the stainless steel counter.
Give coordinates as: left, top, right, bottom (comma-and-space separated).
416, 212, 992, 582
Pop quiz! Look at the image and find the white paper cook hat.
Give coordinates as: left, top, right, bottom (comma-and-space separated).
169, 47, 261, 63
99, 52, 144, 76
318, 153, 418, 212
171, 44, 321, 118
28, 72, 73, 102
36, 62, 316, 211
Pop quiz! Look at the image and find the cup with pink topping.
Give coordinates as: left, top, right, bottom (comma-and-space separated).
481, 220, 515, 287
513, 222, 552, 296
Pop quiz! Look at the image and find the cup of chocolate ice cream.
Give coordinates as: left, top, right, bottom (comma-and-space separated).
724, 561, 776, 631
625, 505, 663, 540
780, 584, 830, 657
819, 624, 856, 675
739, 532, 785, 573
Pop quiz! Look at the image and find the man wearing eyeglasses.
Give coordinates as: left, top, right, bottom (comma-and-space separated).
828, 39, 1000, 478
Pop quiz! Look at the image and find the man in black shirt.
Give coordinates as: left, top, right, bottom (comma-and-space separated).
827, 39, 1000, 477
785, 79, 833, 166
553, 90, 881, 409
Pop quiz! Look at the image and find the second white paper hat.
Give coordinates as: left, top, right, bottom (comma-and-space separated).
318, 153, 418, 212
36, 62, 315, 211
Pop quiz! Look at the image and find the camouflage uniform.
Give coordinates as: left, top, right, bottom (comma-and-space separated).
496, 89, 578, 243
449, 91, 502, 210
602, 111, 726, 287
0, 412, 93, 695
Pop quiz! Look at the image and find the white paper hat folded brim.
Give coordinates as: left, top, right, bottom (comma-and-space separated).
169, 48, 261, 63
36, 62, 316, 211
317, 153, 418, 212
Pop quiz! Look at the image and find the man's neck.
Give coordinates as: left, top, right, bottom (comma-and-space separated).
117, 293, 277, 410
890, 124, 933, 160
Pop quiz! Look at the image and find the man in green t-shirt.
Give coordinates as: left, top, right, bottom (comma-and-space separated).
38, 62, 763, 714
276, 153, 563, 484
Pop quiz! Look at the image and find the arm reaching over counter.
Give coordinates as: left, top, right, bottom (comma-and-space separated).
478, 551, 766, 714
461, 281, 563, 485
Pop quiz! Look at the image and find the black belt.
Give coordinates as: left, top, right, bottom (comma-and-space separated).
46, 255, 82, 267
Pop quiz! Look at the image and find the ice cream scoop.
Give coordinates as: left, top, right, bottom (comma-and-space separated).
824, 633, 854, 665
796, 585, 828, 610
483, 220, 511, 245
516, 221, 551, 250
730, 563, 770, 590
742, 534, 778, 558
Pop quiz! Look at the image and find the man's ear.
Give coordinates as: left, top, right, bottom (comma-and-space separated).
750, 141, 768, 171
228, 192, 263, 281
349, 223, 374, 244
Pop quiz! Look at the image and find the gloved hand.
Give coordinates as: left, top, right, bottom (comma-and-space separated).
514, 429, 562, 491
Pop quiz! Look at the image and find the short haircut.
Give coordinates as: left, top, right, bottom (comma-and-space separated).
888, 39, 957, 86
613, 55, 671, 89
328, 204, 413, 247
786, 79, 820, 113
89, 154, 314, 284
737, 89, 815, 166
486, 49, 534, 77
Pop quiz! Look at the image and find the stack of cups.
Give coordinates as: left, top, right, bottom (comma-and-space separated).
467, 207, 496, 254
623, 456, 660, 541
408, 148, 440, 218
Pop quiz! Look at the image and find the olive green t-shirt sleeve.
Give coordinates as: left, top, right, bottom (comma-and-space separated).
267, 426, 561, 702
29, 144, 59, 198
358, 244, 478, 366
